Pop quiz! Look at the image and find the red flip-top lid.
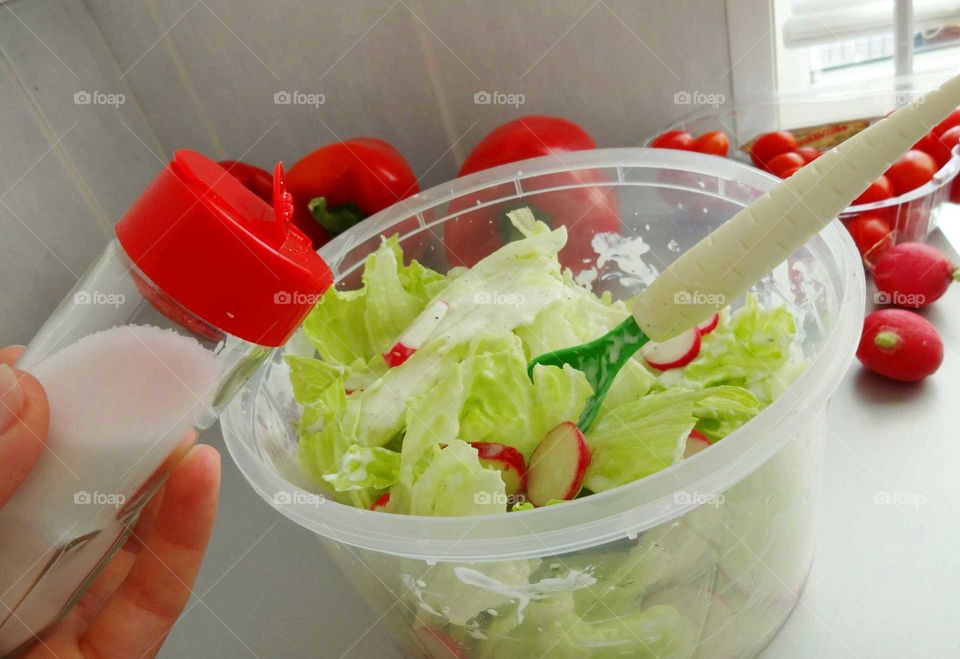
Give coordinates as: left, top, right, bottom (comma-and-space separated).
116, 150, 332, 347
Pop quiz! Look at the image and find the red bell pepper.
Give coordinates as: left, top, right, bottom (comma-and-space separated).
219, 161, 274, 203
446, 116, 620, 271
286, 138, 419, 247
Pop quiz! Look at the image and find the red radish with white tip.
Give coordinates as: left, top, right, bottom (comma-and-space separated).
873, 242, 959, 308
683, 429, 711, 459
370, 492, 391, 511
382, 299, 449, 367
414, 627, 468, 659
856, 309, 943, 382
696, 313, 719, 336
525, 422, 590, 506
471, 442, 526, 495
641, 327, 701, 370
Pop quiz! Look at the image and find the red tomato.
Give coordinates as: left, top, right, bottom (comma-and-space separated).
846, 214, 893, 261
766, 152, 806, 178
932, 107, 960, 138
651, 130, 694, 150
852, 175, 894, 206
750, 131, 798, 169
795, 146, 821, 163
937, 125, 960, 163
779, 166, 802, 178
913, 133, 951, 168
690, 131, 729, 156
885, 150, 938, 195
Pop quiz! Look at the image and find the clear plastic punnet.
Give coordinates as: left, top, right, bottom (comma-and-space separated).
222, 148, 865, 659
0, 151, 331, 655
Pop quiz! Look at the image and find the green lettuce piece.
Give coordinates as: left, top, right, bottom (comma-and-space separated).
302, 235, 444, 366
284, 355, 341, 404
532, 363, 593, 439
666, 295, 798, 403
585, 386, 760, 492
409, 439, 507, 516
564, 605, 696, 659
321, 444, 400, 492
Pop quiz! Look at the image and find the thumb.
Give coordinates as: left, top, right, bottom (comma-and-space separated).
0, 364, 50, 508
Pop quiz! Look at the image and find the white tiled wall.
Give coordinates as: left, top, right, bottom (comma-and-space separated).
1, 0, 735, 343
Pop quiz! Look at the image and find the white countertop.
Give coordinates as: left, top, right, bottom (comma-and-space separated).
159, 229, 960, 659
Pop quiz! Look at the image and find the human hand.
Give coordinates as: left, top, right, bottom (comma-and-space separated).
0, 346, 221, 659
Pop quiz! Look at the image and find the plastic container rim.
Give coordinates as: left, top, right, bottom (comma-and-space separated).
221, 148, 865, 561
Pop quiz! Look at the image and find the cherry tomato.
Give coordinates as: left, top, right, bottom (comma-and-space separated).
932, 107, 960, 138
852, 175, 894, 206
846, 214, 894, 261
936, 125, 960, 163
651, 130, 694, 150
779, 166, 802, 178
885, 150, 938, 195
766, 152, 806, 178
795, 146, 821, 163
913, 133, 951, 168
690, 131, 729, 157
750, 131, 798, 169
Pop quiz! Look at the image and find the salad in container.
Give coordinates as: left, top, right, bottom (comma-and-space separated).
646, 85, 960, 267
222, 148, 864, 658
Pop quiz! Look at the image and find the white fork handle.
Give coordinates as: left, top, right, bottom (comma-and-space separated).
632, 72, 960, 341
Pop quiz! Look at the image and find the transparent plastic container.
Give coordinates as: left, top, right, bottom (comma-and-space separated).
222, 148, 865, 659
0, 151, 329, 655
647, 89, 960, 265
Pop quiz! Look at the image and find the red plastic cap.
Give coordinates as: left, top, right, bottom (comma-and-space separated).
116, 150, 332, 347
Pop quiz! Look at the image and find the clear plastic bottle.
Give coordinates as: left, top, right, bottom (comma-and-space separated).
0, 150, 331, 655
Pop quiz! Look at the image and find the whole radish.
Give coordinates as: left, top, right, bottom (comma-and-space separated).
873, 242, 959, 308
857, 309, 943, 382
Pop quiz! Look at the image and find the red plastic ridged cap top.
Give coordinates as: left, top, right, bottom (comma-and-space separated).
116, 150, 332, 347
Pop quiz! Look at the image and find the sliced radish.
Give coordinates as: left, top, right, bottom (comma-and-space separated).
414, 627, 468, 659
641, 327, 701, 370
382, 300, 449, 367
471, 442, 526, 495
696, 313, 719, 335
525, 422, 590, 507
683, 429, 710, 459
370, 492, 391, 511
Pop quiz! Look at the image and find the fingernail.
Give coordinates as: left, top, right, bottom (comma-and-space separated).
0, 364, 24, 434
